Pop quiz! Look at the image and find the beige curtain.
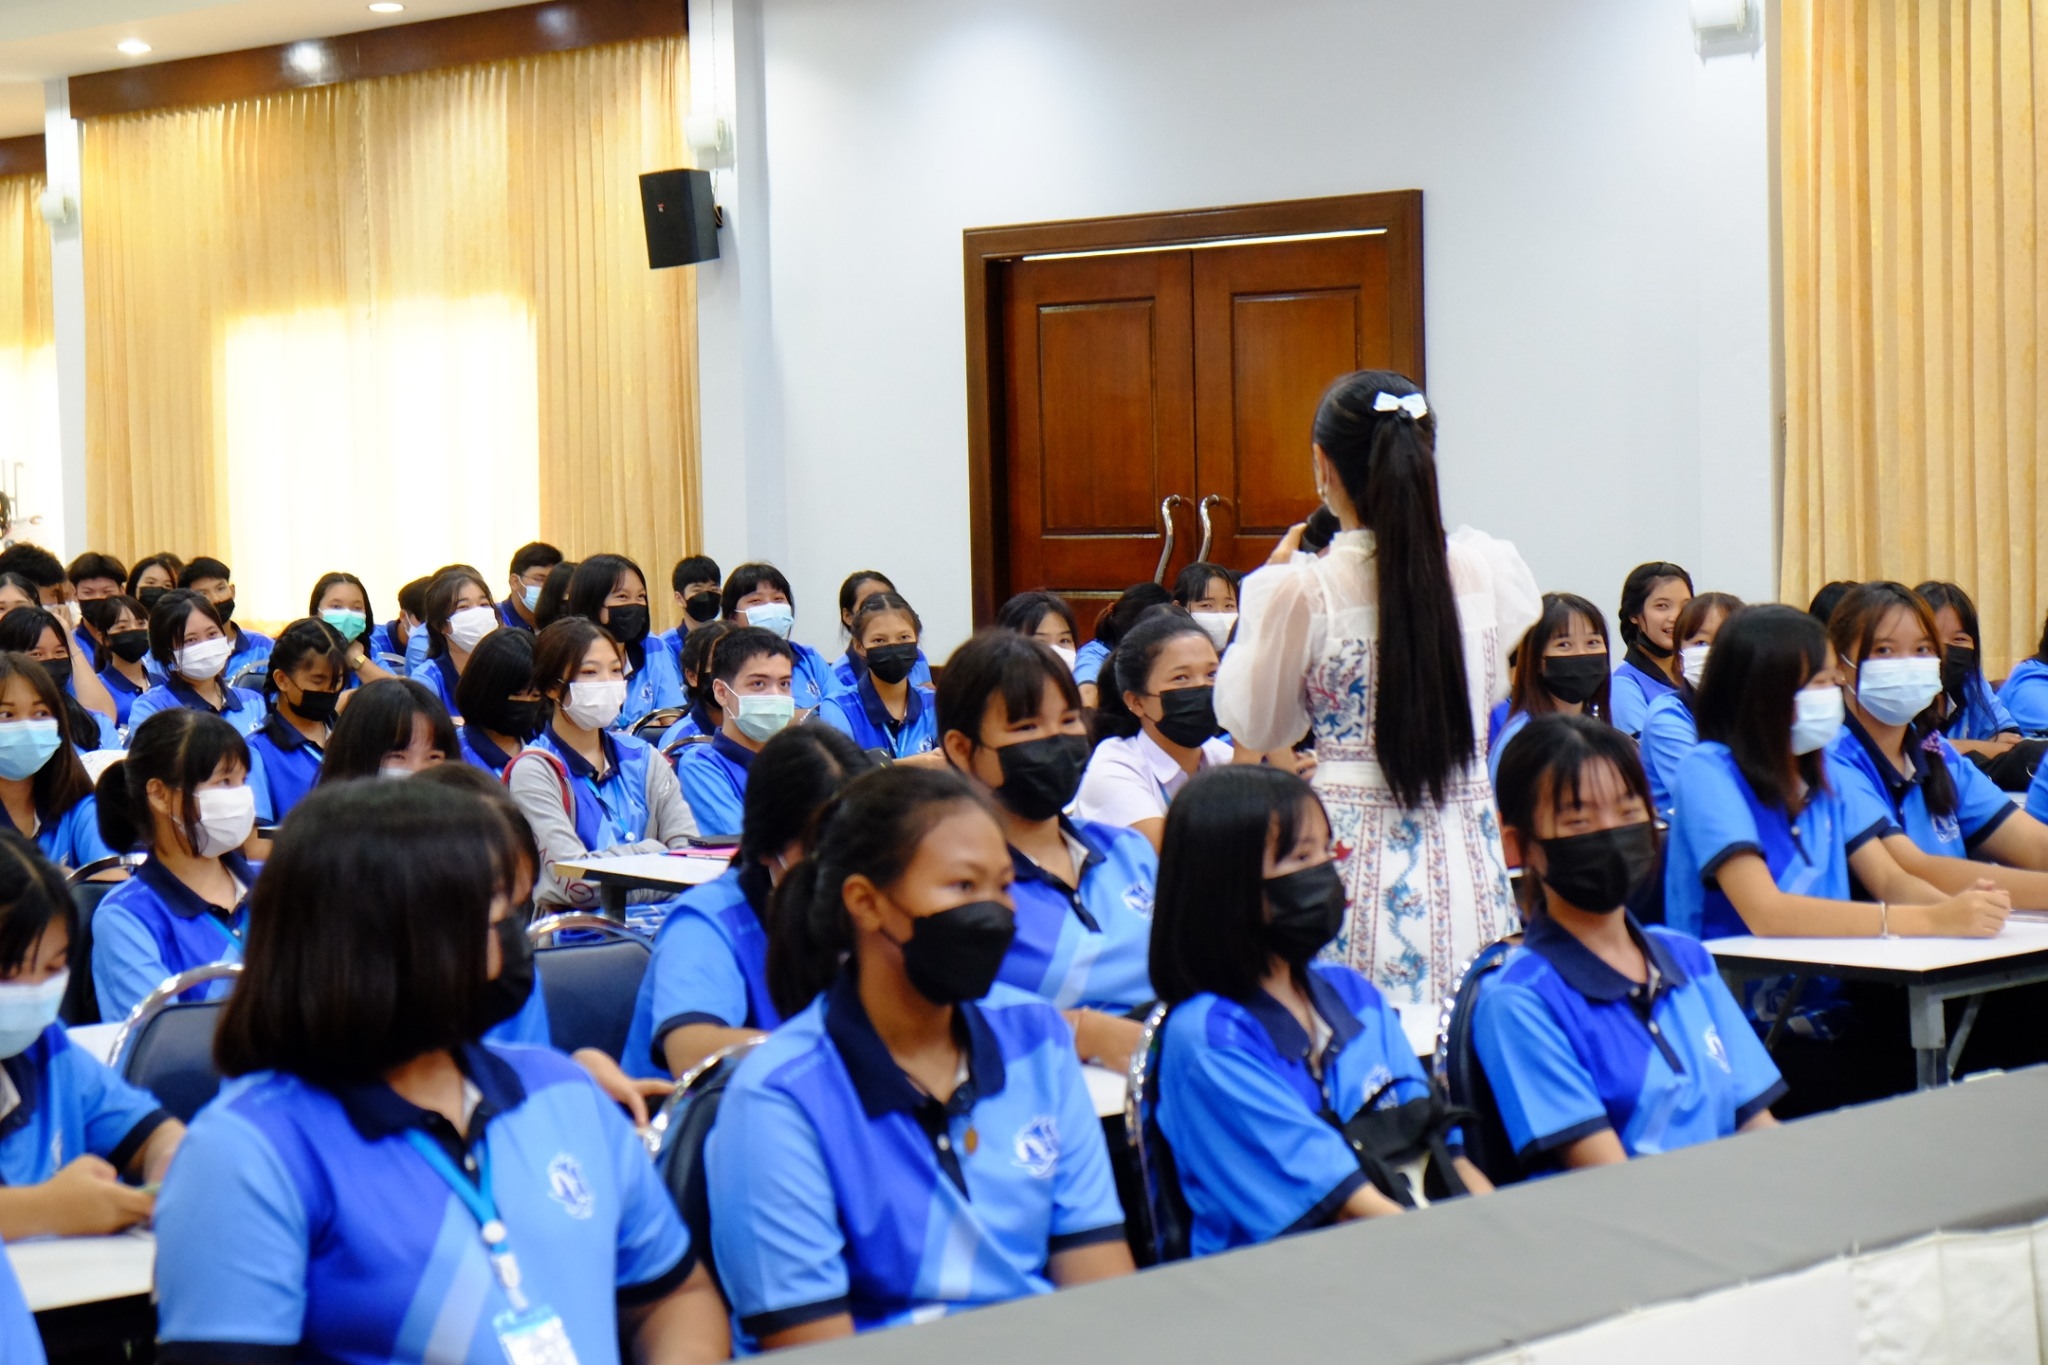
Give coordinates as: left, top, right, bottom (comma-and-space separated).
0, 174, 58, 535
1782, 0, 2048, 670
82, 37, 699, 624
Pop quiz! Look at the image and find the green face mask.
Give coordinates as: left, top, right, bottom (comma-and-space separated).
321, 609, 368, 642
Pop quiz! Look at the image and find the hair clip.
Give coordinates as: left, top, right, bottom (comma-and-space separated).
1373, 391, 1430, 420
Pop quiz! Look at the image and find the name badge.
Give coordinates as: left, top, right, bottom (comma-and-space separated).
496, 1305, 581, 1365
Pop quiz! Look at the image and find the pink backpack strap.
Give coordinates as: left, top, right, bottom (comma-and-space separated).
504, 749, 575, 822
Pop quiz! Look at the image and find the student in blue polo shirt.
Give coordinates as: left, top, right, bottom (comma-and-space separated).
625, 726, 876, 1080
657, 620, 733, 751
508, 618, 698, 920
314, 678, 457, 785
1150, 765, 1486, 1254
0, 832, 182, 1241
0, 1241, 43, 1365
0, 654, 113, 870
657, 554, 724, 670
1608, 562, 1692, 737
154, 779, 729, 1364
1999, 615, 2048, 735
245, 620, 347, 826
500, 541, 563, 633
722, 561, 839, 711
1640, 593, 1743, 820
373, 575, 429, 677
68, 551, 126, 653
0, 607, 119, 752
939, 629, 1154, 1073
83, 594, 152, 729
996, 590, 1082, 675
564, 554, 685, 732
308, 572, 401, 686
454, 628, 542, 778
1479, 714, 1784, 1170
90, 709, 259, 1017
710, 766, 1132, 1347
125, 553, 180, 618
128, 590, 266, 738
1072, 582, 1171, 709
416, 566, 500, 720
1487, 592, 1611, 784
817, 591, 939, 758
676, 626, 795, 836
829, 571, 934, 692
179, 558, 273, 689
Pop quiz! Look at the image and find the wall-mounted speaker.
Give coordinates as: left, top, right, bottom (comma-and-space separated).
639, 168, 720, 269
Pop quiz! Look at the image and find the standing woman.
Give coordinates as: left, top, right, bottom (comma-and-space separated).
125, 591, 266, 738
1076, 612, 1233, 850
1486, 592, 1610, 783
244, 620, 348, 826
722, 562, 840, 710
1609, 562, 1694, 737
418, 567, 499, 720
454, 628, 542, 778
0, 655, 113, 869
1216, 371, 1542, 1006
564, 554, 685, 730
816, 592, 939, 758
308, 571, 399, 685
1640, 592, 1743, 820
81, 596, 152, 729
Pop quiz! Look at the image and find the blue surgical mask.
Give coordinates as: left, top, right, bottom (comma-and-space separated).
746, 602, 795, 639
321, 608, 367, 642
522, 584, 542, 611
0, 971, 67, 1058
0, 718, 63, 781
1791, 686, 1845, 755
726, 689, 795, 742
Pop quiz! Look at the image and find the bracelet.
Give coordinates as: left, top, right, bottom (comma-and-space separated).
1878, 900, 1893, 939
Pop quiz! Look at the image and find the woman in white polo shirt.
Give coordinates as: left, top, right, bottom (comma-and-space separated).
1076, 610, 1237, 849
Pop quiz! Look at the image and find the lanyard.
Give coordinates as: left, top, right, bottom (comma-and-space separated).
403, 1129, 531, 1312
205, 909, 242, 951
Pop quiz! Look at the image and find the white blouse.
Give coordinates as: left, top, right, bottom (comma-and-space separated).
1075, 730, 1237, 830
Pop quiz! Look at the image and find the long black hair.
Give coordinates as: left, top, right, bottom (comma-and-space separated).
995, 591, 1078, 646
1829, 581, 1957, 820
1914, 580, 1984, 710
0, 833, 78, 976
0, 654, 93, 824
1671, 592, 1744, 704
738, 727, 877, 868
1617, 562, 1693, 656
1506, 593, 1610, 722
1314, 370, 1469, 807
565, 555, 652, 671
0, 609, 103, 751
1092, 607, 1210, 746
1692, 604, 1831, 814
95, 709, 250, 855
317, 679, 458, 783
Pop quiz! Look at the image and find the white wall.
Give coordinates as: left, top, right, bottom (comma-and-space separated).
701, 0, 1778, 654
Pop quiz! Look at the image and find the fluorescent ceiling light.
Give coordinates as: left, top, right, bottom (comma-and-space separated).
1021, 228, 1387, 262
116, 38, 152, 56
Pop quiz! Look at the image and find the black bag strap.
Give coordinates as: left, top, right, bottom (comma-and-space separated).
1329, 1081, 1478, 1207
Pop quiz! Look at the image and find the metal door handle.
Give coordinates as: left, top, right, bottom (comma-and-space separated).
1196, 495, 1227, 564
1153, 494, 1189, 585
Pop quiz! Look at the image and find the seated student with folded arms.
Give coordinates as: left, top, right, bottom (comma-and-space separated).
940, 629, 1154, 1073
90, 711, 259, 1017
307, 571, 399, 685
83, 595, 152, 729
565, 553, 685, 731
657, 619, 734, 750
721, 561, 838, 711
710, 767, 1132, 1347
455, 628, 542, 778
0, 655, 113, 869
509, 618, 697, 921
500, 540, 563, 633
153, 780, 729, 1365
1479, 715, 1783, 1170
178, 558, 272, 688
1172, 560, 1241, 653
415, 566, 500, 719
1488, 592, 1611, 784
1915, 580, 2041, 790
659, 554, 724, 666
995, 590, 1081, 673
243, 620, 347, 828
128, 591, 266, 737
675, 626, 795, 836
1077, 611, 1235, 851
1152, 765, 1485, 1254
817, 591, 940, 759
67, 552, 125, 659
1641, 593, 1743, 821
1609, 562, 1693, 737
830, 571, 934, 692
0, 607, 118, 751
0, 834, 183, 1241
623, 726, 876, 1080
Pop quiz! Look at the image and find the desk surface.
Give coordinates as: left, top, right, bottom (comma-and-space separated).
7, 1231, 153, 1312
552, 851, 734, 889
1082, 1064, 1123, 1119
1708, 917, 2048, 982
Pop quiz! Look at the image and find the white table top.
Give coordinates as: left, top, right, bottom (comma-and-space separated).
553, 850, 735, 888
1082, 1063, 1124, 1119
1707, 916, 2048, 974
6, 1230, 153, 1312
1394, 1001, 1440, 1059
66, 1022, 122, 1067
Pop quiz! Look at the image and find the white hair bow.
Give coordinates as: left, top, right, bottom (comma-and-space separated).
1374, 391, 1430, 420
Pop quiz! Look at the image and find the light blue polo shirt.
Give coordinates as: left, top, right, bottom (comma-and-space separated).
1487, 709, 1532, 785
707, 976, 1124, 1341
247, 711, 326, 825
0, 1236, 41, 1365
91, 852, 255, 1019
788, 642, 842, 713
1608, 658, 1677, 737
0, 1023, 170, 1186
223, 627, 274, 691
1474, 914, 1784, 1169
0, 792, 112, 871
127, 678, 266, 738
404, 625, 432, 679
1999, 658, 2048, 735
1001, 820, 1156, 1013
1641, 691, 1701, 821
621, 863, 779, 1078
419, 655, 461, 720
1942, 674, 2020, 741
1154, 963, 1431, 1256
655, 704, 714, 752
815, 676, 938, 759
1072, 640, 1110, 690
1827, 716, 2014, 859
676, 734, 751, 838
154, 1042, 694, 1365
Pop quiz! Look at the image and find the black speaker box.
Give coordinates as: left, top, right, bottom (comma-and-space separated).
639, 168, 720, 269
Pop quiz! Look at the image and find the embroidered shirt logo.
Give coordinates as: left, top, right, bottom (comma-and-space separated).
1360, 1065, 1395, 1109
1012, 1117, 1061, 1179
547, 1153, 595, 1219
1703, 1025, 1732, 1074
1123, 879, 1155, 920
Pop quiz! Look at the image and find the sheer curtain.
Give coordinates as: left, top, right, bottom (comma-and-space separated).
82, 37, 699, 624
1781, 0, 2048, 670
0, 174, 60, 547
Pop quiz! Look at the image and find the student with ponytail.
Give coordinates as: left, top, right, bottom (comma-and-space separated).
1216, 371, 1542, 1005
1072, 582, 1172, 708
244, 619, 348, 825
1609, 562, 1694, 737
710, 766, 1131, 1349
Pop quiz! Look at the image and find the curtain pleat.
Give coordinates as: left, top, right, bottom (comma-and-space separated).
0, 174, 58, 540
1783, 0, 2048, 670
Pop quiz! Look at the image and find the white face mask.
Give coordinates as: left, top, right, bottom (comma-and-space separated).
1855, 656, 1943, 728
1050, 643, 1079, 672
1790, 686, 1846, 756
1190, 612, 1238, 652
175, 636, 233, 682
745, 602, 795, 640
1681, 645, 1711, 687
447, 605, 499, 655
563, 679, 627, 730
0, 971, 67, 1058
194, 784, 257, 857
379, 763, 415, 779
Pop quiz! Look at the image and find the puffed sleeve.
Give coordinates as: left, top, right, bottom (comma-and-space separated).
1448, 527, 1542, 706
1214, 560, 1321, 753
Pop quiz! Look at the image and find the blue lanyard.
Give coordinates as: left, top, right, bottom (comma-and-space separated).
205, 909, 243, 951
403, 1129, 531, 1312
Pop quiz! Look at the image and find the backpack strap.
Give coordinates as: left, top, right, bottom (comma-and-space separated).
505, 748, 576, 823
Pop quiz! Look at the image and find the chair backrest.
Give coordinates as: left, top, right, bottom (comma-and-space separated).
1124, 1002, 1193, 1266
633, 707, 689, 742
1433, 934, 1524, 1188
661, 734, 714, 764
109, 962, 242, 1123
532, 921, 652, 1060
60, 856, 146, 1027
652, 1036, 765, 1296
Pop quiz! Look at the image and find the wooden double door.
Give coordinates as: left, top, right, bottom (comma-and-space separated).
976, 195, 1423, 626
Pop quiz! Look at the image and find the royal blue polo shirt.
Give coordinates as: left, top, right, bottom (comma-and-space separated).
223, 627, 274, 690
100, 665, 145, 728
1942, 674, 2020, 741
1486, 709, 1532, 785
815, 676, 938, 758
1608, 653, 1677, 737
787, 641, 843, 712
621, 863, 778, 1078
656, 704, 714, 752
0, 1236, 41, 1365
247, 711, 326, 826
829, 649, 934, 692
676, 733, 751, 837
1154, 963, 1431, 1256
483, 974, 554, 1050
707, 976, 1124, 1340
458, 727, 519, 778
91, 852, 255, 1019
128, 678, 266, 737
0, 1022, 170, 1186
0, 792, 111, 871
1072, 640, 1110, 690
1002, 820, 1156, 1013
2000, 659, 2048, 735
1641, 690, 1701, 822
1474, 914, 1785, 1168
404, 627, 432, 680
1827, 715, 2014, 860
154, 1042, 694, 1365
497, 598, 533, 632
420, 655, 461, 720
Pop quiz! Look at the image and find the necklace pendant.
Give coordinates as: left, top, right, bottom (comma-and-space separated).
964, 1127, 978, 1156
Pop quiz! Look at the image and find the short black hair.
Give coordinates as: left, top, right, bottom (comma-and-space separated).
935, 629, 1080, 746
1807, 580, 1859, 628
317, 679, 459, 783
96, 709, 250, 855
533, 560, 578, 629
565, 555, 648, 632
308, 572, 377, 628
178, 557, 232, 588
456, 627, 539, 739
530, 616, 619, 704
739, 727, 877, 866
1494, 712, 1655, 838
708, 625, 794, 687
423, 567, 492, 659
672, 554, 722, 595
1507, 592, 1611, 722
995, 591, 1078, 643
214, 781, 513, 1085
1171, 561, 1239, 609
126, 554, 184, 598
0, 832, 79, 976
145, 589, 226, 668
721, 562, 794, 620
263, 619, 348, 698
1151, 765, 1325, 1005
397, 576, 432, 620
67, 552, 127, 589
510, 542, 564, 578
0, 545, 64, 590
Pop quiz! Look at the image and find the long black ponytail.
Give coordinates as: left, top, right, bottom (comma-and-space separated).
1313, 370, 1470, 808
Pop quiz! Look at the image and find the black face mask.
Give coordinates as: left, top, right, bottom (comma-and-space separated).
37, 657, 71, 691
108, 630, 151, 664
685, 590, 723, 624
291, 687, 341, 725
488, 698, 547, 742
896, 899, 1016, 1005
1541, 654, 1609, 706
1942, 645, 1979, 700
1536, 823, 1659, 914
214, 597, 237, 626
474, 914, 536, 1033
605, 604, 650, 646
138, 586, 169, 614
989, 733, 1088, 822
1264, 862, 1347, 966
1152, 685, 1220, 749
865, 644, 920, 686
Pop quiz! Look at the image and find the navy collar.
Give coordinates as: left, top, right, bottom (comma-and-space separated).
331, 1042, 527, 1159
1623, 644, 1673, 679
688, 700, 716, 735
1522, 912, 1688, 1002
544, 726, 619, 781
497, 598, 534, 632
1843, 710, 1930, 799
167, 676, 251, 716
1008, 819, 1108, 929
464, 728, 515, 772
856, 670, 926, 736
822, 970, 1006, 1120
261, 708, 323, 755
1242, 968, 1364, 1070
711, 732, 756, 770
137, 851, 255, 922
101, 666, 143, 699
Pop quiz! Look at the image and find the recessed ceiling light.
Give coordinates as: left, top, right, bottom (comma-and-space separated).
116, 38, 152, 56
368, 2, 404, 10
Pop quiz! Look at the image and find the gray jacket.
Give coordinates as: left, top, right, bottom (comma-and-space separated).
508, 743, 698, 910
